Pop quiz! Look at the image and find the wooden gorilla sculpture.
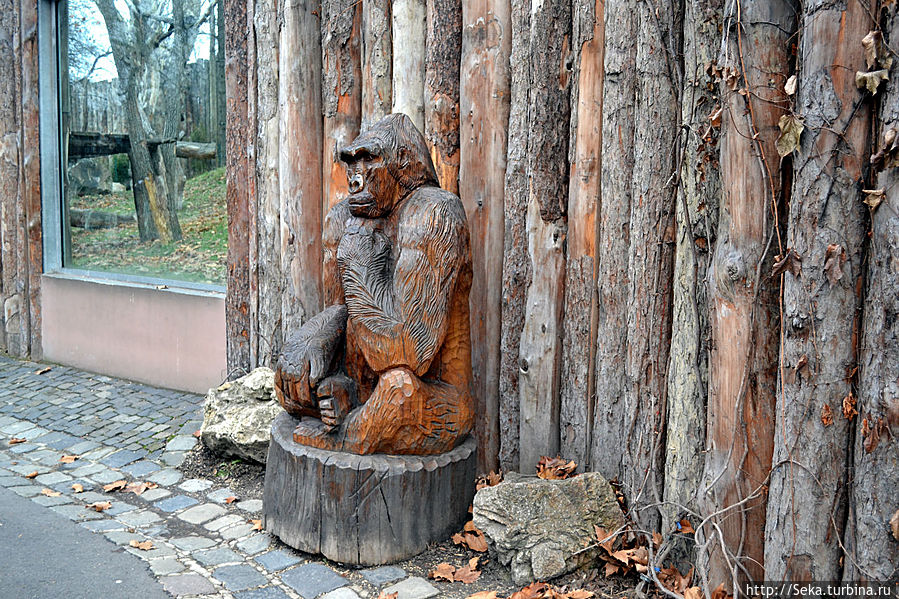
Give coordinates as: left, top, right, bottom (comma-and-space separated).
274, 113, 474, 456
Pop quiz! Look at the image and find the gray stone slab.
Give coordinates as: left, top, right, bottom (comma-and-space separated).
140, 487, 172, 502
194, 547, 244, 567
205, 513, 244, 532
80, 518, 126, 532
89, 469, 127, 484
280, 564, 348, 599
255, 550, 302, 572
105, 500, 136, 516
179, 478, 213, 493
160, 451, 186, 467
49, 504, 104, 521
322, 589, 362, 599
154, 494, 199, 513
104, 530, 151, 545
381, 577, 439, 599
121, 460, 161, 477
177, 503, 227, 524
165, 435, 197, 452
161, 574, 216, 596
170, 535, 218, 551
361, 566, 407, 587
236, 533, 272, 555
221, 523, 256, 540
126, 542, 177, 560
9, 443, 40, 454
31, 494, 73, 507
149, 558, 186, 576
118, 509, 162, 528
214, 564, 268, 591
9, 485, 43, 497
6, 463, 49, 476
236, 498, 263, 513
207, 487, 236, 503
101, 449, 145, 468
234, 587, 291, 599
147, 468, 182, 486
34, 471, 71, 485
70, 462, 105, 477
66, 440, 100, 455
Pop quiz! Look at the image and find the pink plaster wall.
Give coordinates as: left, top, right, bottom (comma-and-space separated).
41, 274, 226, 394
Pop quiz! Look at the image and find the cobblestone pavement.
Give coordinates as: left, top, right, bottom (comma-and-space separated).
0, 355, 440, 599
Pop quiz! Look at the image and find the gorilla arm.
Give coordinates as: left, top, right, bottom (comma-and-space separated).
337, 199, 466, 377
274, 304, 348, 418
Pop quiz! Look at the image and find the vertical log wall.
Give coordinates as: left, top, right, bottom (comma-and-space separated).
215, 0, 899, 587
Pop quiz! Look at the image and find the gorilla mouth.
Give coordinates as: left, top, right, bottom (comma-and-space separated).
347, 190, 375, 208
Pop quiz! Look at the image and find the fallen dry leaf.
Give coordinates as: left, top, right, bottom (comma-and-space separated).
129, 539, 154, 551
785, 74, 798, 96
685, 587, 703, 599
71, 483, 84, 493
510, 582, 551, 599
776, 114, 804, 157
856, 69, 889, 94
536, 456, 577, 480
192, 430, 202, 438
87, 501, 112, 512
891, 509, 899, 541
679, 519, 695, 535
863, 30, 893, 70
250, 519, 263, 531
225, 496, 238, 504
124, 481, 158, 496
8, 437, 27, 445
103, 480, 128, 492
377, 593, 399, 599
821, 404, 834, 427
467, 592, 499, 599
862, 189, 885, 211
429, 562, 456, 583
476, 470, 503, 490
25, 471, 38, 479
41, 488, 62, 497
462, 520, 488, 552
34, 367, 52, 375
842, 393, 858, 420
453, 565, 481, 584
59, 455, 79, 464
565, 591, 594, 599
773, 248, 802, 277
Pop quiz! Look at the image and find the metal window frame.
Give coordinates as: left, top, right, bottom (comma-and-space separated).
37, 0, 226, 295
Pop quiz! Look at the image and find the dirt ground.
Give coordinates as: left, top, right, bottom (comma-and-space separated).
180, 444, 650, 599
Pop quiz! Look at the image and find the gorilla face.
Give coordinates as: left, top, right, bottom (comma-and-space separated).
339, 114, 440, 219
342, 143, 399, 219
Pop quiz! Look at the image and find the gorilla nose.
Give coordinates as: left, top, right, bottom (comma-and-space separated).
348, 173, 364, 193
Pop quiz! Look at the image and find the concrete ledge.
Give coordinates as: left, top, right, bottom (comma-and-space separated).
41, 273, 226, 393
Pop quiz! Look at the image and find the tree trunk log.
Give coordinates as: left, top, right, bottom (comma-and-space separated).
279, 0, 324, 335
560, 0, 603, 471
424, 0, 461, 194
361, 0, 391, 130
391, 0, 426, 129
703, 0, 792, 586
459, 0, 510, 473
766, 1, 871, 582
321, 0, 362, 213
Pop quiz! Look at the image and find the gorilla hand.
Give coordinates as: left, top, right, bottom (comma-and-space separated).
315, 373, 359, 431
274, 304, 348, 418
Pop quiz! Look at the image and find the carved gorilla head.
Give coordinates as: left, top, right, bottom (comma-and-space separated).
339, 113, 440, 218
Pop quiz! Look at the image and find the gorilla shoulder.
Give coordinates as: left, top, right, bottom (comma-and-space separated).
401, 185, 468, 231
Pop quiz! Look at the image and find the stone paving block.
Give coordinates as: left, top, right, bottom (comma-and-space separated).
9, 443, 40, 454
160, 451, 186, 467
207, 487, 236, 503
166, 435, 197, 452
34, 471, 71, 486
118, 509, 163, 527
205, 513, 244, 532
233, 587, 291, 599
361, 566, 407, 587
171, 535, 217, 552
214, 564, 268, 591
139, 487, 171, 502
236, 499, 263, 513
221, 523, 256, 540
178, 503, 227, 524
126, 542, 177, 560
66, 440, 100, 455
31, 494, 73, 507
121, 460, 161, 477
1, 421, 37, 436
80, 446, 115, 461
154, 494, 199, 513
147, 468, 181, 486
280, 564, 348, 599
103, 530, 150, 546
161, 574, 216, 596
381, 577, 439, 599
43, 433, 83, 450
49, 504, 104, 521
179, 478, 214, 493
101, 449, 145, 468
194, 547, 244, 567
149, 557, 186, 576
70, 462, 105, 478
105, 500, 137, 516
322, 589, 362, 599
80, 518, 126, 532
51, 479, 96, 494
255, 550, 302, 572
9, 485, 43, 497
236, 533, 272, 555
0, 475, 20, 487
89, 469, 126, 484
34, 450, 65, 466
75, 490, 111, 504
6, 463, 49, 476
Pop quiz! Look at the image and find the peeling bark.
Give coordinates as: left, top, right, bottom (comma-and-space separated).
425, 0, 461, 194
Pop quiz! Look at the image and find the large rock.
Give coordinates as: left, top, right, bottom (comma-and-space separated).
201, 368, 281, 463
472, 472, 625, 585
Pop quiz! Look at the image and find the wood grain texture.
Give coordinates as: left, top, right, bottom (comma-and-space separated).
425, 0, 461, 194
322, 0, 362, 212
703, 0, 790, 585
663, 0, 721, 568
279, 0, 324, 336
459, 0, 510, 473
225, 0, 251, 376
766, 1, 871, 582
361, 0, 392, 130
392, 0, 426, 130
264, 412, 477, 565
253, 0, 283, 366
560, 0, 603, 471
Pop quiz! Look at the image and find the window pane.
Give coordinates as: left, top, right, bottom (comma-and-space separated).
61, 0, 227, 286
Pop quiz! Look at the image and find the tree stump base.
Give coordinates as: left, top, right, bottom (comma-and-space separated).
263, 411, 477, 565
